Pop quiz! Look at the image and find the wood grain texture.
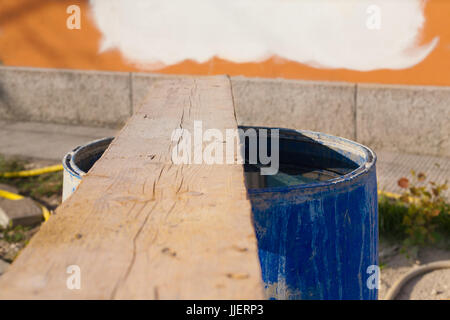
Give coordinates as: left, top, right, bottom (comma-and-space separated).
0, 76, 264, 299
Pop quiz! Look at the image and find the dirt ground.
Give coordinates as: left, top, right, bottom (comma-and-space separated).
379, 242, 450, 300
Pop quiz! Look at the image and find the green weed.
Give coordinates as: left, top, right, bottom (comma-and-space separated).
379, 171, 449, 248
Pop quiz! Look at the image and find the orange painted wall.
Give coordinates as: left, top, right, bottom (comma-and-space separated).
0, 0, 449, 86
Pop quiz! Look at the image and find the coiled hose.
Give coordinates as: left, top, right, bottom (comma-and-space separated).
384, 261, 450, 300
0, 164, 63, 178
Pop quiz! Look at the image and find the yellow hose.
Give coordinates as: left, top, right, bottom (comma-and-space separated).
0, 164, 63, 178
378, 190, 401, 199
0, 189, 23, 200
378, 190, 419, 203
0, 189, 51, 221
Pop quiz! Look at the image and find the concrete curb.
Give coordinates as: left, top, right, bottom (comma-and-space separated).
0, 66, 448, 157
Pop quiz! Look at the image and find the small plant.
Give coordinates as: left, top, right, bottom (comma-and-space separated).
397, 171, 449, 246
378, 194, 408, 239
379, 170, 449, 249
0, 224, 29, 243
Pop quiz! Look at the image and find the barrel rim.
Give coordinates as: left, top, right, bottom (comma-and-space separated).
62, 148, 81, 180
62, 137, 114, 179
240, 126, 377, 195
62, 129, 376, 195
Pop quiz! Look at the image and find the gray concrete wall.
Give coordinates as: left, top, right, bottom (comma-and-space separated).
357, 84, 450, 158
0, 66, 448, 157
0, 67, 131, 128
231, 77, 356, 140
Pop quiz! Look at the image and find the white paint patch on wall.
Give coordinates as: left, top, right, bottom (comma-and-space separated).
89, 0, 438, 71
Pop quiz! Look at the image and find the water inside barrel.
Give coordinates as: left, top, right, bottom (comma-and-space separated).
244, 163, 346, 189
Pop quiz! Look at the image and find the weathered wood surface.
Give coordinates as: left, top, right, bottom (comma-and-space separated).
0, 76, 264, 299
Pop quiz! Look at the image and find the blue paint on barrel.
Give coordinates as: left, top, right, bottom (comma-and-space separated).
244, 127, 378, 300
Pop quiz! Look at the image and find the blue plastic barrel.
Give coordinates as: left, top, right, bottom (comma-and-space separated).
243, 127, 378, 300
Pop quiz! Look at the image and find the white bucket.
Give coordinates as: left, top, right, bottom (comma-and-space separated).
62, 137, 113, 201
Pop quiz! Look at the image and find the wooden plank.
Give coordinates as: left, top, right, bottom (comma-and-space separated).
0, 76, 264, 299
